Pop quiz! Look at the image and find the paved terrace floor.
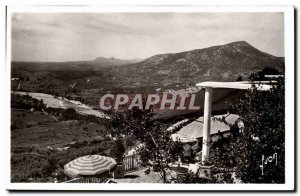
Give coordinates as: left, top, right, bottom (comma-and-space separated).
112, 165, 240, 183
113, 168, 162, 183
113, 164, 199, 183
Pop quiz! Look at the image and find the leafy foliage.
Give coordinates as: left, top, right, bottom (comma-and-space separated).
11, 138, 114, 182
249, 66, 281, 81
210, 76, 285, 183
108, 108, 183, 182
233, 77, 285, 183
110, 139, 126, 164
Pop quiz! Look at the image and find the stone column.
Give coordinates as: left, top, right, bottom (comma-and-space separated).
202, 87, 212, 163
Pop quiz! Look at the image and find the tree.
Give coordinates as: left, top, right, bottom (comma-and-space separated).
108, 108, 183, 183
210, 76, 285, 183
61, 108, 77, 120
236, 75, 243, 81
136, 121, 183, 183
110, 139, 126, 164
40, 162, 52, 175
250, 67, 280, 81
233, 76, 285, 183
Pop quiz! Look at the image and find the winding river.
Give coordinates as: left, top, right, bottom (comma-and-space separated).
12, 91, 107, 118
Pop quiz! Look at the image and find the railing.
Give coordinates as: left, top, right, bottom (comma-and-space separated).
123, 154, 139, 172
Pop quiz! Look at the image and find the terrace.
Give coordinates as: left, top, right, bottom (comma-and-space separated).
61, 80, 276, 184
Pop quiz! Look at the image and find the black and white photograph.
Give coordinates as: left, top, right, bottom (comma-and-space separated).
4, 5, 295, 191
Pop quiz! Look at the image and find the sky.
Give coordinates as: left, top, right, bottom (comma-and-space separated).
11, 12, 284, 62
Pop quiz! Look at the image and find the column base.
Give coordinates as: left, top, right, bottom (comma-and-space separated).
195, 162, 214, 179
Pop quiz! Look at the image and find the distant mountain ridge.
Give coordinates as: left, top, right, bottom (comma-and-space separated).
92, 56, 142, 66
11, 41, 284, 92
12, 56, 142, 70
112, 41, 284, 89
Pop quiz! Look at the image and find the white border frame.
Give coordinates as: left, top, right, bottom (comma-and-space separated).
4, 5, 295, 191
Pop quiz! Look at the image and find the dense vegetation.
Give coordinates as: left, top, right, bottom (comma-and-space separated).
209, 76, 285, 183
11, 58, 285, 183
107, 108, 184, 182
10, 94, 135, 182
11, 138, 114, 182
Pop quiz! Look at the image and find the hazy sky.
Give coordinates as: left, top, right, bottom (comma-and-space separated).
11, 12, 284, 62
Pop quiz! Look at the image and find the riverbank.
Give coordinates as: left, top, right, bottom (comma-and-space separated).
12, 91, 107, 118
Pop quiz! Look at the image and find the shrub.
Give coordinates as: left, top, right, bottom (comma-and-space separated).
110, 139, 126, 164
29, 168, 42, 179
124, 136, 135, 148
210, 76, 285, 183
